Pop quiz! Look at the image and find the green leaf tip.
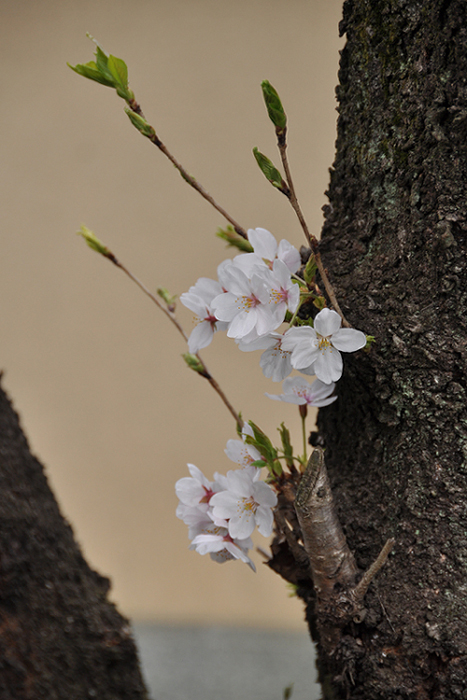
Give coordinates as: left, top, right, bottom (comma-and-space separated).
303, 253, 318, 284
68, 35, 133, 102
216, 226, 254, 253
157, 287, 177, 311
76, 225, 114, 260
261, 80, 287, 130
252, 147, 289, 194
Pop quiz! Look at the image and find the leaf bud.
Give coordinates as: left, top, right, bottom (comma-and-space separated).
125, 109, 156, 138
157, 288, 177, 312
261, 80, 287, 130
303, 253, 318, 284
252, 148, 289, 195
216, 226, 254, 253
182, 353, 209, 377
76, 225, 115, 261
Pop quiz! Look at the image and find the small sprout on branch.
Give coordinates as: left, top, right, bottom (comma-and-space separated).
68, 35, 135, 104
76, 225, 117, 262
125, 109, 157, 139
279, 423, 295, 471
261, 80, 287, 135
157, 288, 177, 312
303, 253, 318, 285
182, 353, 209, 378
252, 147, 290, 196
216, 226, 254, 253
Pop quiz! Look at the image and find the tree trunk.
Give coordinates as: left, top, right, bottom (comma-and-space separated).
0, 376, 149, 700
309, 0, 467, 697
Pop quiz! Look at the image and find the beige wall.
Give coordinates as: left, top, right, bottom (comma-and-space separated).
0, 0, 343, 628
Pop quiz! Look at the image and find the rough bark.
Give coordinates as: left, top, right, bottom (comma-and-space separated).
0, 376, 150, 700
308, 0, 467, 697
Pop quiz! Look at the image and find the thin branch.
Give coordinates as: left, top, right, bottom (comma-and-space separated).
127, 101, 248, 239
353, 537, 396, 603
108, 256, 243, 428
276, 130, 350, 327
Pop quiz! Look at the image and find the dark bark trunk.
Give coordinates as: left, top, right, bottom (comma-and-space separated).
0, 376, 149, 700
311, 0, 467, 697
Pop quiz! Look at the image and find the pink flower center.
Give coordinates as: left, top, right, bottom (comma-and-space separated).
200, 486, 215, 504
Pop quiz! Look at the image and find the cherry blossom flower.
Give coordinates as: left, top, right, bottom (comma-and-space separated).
237, 332, 315, 382
209, 467, 277, 539
175, 464, 222, 513
176, 503, 215, 540
211, 263, 282, 339
180, 278, 228, 353
224, 421, 264, 467
265, 376, 337, 407
234, 228, 301, 275
191, 523, 255, 571
281, 308, 366, 384
258, 259, 300, 320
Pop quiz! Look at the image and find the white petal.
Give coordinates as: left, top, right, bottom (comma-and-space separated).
248, 228, 277, 260
188, 322, 214, 353
180, 292, 207, 317
211, 292, 239, 321
291, 343, 319, 370
260, 346, 293, 382
256, 507, 274, 537
314, 348, 343, 384
314, 308, 342, 337
190, 277, 223, 304
229, 508, 256, 539
308, 378, 336, 401
227, 310, 257, 338
331, 328, 367, 352
277, 239, 301, 273
281, 326, 317, 351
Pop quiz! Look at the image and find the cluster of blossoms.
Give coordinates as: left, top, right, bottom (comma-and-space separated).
180, 227, 367, 398
175, 425, 278, 572
177, 228, 366, 569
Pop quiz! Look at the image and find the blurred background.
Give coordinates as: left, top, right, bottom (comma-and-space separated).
0, 0, 343, 658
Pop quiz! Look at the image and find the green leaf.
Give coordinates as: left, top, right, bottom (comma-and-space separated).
68, 36, 134, 101
278, 423, 294, 469
94, 44, 113, 80
216, 226, 254, 253
252, 148, 288, 193
108, 55, 132, 100
303, 253, 317, 284
67, 60, 115, 88
245, 421, 277, 463
108, 55, 127, 86
250, 460, 267, 468
261, 80, 287, 129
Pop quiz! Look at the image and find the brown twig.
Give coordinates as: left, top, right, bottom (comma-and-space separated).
127, 102, 248, 239
108, 256, 243, 428
276, 129, 350, 327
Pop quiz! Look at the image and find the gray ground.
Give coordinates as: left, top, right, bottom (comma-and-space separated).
133, 624, 321, 700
